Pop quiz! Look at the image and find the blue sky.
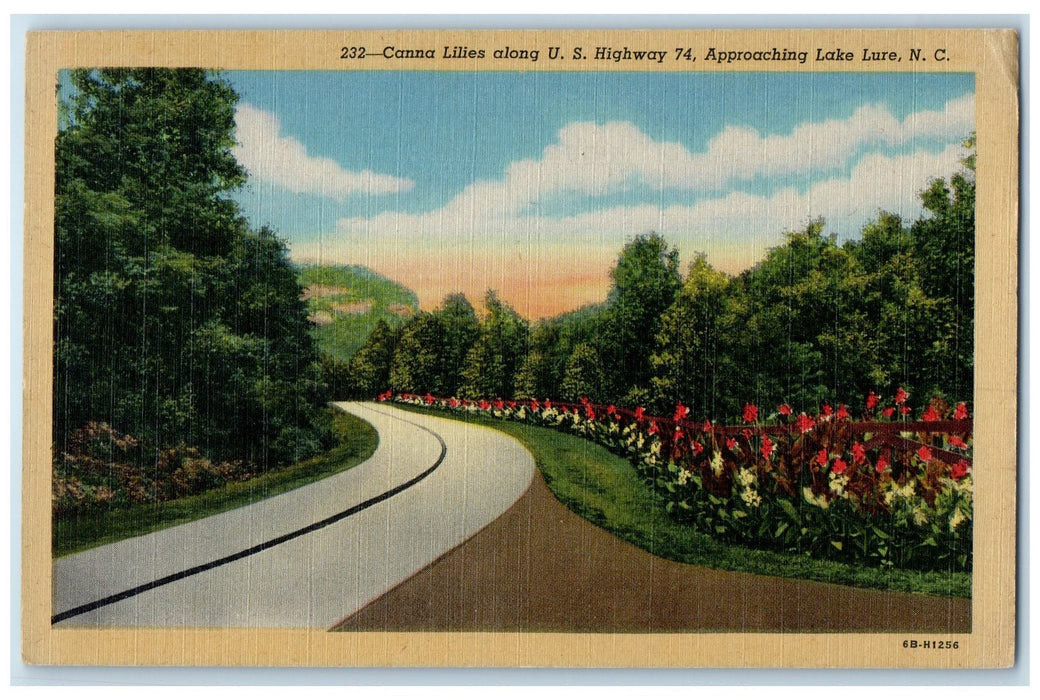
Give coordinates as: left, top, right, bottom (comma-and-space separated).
224, 70, 974, 316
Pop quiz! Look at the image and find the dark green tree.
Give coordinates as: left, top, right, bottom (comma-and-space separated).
347, 319, 400, 398
650, 254, 738, 418
431, 293, 480, 396
908, 138, 976, 401
735, 219, 878, 413
389, 312, 448, 394
458, 291, 529, 398
54, 68, 329, 473
599, 233, 681, 404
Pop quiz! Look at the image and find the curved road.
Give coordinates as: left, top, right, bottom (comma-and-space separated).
52, 402, 535, 628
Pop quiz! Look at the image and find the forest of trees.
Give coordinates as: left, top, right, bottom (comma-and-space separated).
54, 68, 332, 512
348, 143, 975, 422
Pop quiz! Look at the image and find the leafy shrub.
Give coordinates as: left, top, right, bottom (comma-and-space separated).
388, 390, 972, 573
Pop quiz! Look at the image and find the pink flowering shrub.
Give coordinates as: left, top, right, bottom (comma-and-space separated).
53, 422, 254, 516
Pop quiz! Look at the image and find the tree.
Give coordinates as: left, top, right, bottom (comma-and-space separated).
560, 343, 605, 402
389, 312, 448, 394
54, 68, 329, 475
650, 254, 737, 418
430, 293, 480, 396
347, 319, 399, 397
736, 219, 878, 413
459, 291, 528, 398
512, 323, 560, 400
908, 137, 976, 401
599, 233, 681, 403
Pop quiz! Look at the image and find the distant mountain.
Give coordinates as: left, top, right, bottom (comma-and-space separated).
297, 264, 419, 362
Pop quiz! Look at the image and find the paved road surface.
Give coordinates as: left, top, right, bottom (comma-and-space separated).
52, 402, 535, 628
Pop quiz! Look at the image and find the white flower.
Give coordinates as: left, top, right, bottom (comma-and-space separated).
736, 467, 756, 488
678, 469, 692, 486
828, 474, 849, 498
710, 450, 725, 476
740, 486, 762, 508
803, 486, 830, 510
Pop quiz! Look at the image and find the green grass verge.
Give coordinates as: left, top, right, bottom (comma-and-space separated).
397, 404, 971, 599
53, 409, 379, 558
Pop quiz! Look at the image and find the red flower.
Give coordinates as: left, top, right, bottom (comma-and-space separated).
900, 405, 911, 415
585, 404, 597, 420
743, 403, 759, 423
852, 442, 867, 465
544, 399, 553, 410
742, 428, 753, 440
479, 400, 491, 410
778, 403, 792, 416
425, 393, 435, 405
531, 399, 539, 412
895, 387, 909, 405
949, 435, 969, 450
876, 453, 890, 474
674, 402, 690, 422
702, 420, 713, 432
634, 406, 646, 422
922, 404, 940, 422
726, 437, 738, 452
648, 421, 659, 435
449, 397, 460, 408
761, 435, 775, 460
917, 445, 933, 462
692, 441, 704, 455
674, 427, 685, 440
882, 407, 895, 418
796, 413, 816, 433
832, 458, 848, 476
954, 402, 970, 420
508, 400, 517, 409
836, 404, 851, 421
607, 404, 618, 419
494, 399, 505, 411
816, 449, 829, 467
866, 391, 880, 410
821, 403, 834, 417
951, 460, 970, 479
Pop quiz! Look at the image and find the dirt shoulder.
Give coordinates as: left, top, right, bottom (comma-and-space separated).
332, 472, 970, 633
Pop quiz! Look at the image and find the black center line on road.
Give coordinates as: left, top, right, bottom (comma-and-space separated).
52, 405, 446, 625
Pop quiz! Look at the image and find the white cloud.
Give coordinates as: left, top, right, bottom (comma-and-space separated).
297, 141, 967, 276
233, 103, 413, 198
395, 93, 974, 210
290, 94, 973, 313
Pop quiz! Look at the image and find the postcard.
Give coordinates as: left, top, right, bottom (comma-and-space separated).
21, 27, 1019, 668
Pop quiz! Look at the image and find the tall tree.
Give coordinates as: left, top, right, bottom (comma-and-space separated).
459, 291, 529, 399
389, 312, 448, 395
431, 293, 480, 396
560, 343, 605, 402
54, 68, 329, 472
736, 219, 877, 413
348, 319, 400, 398
909, 137, 976, 401
600, 233, 681, 404
651, 254, 738, 418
